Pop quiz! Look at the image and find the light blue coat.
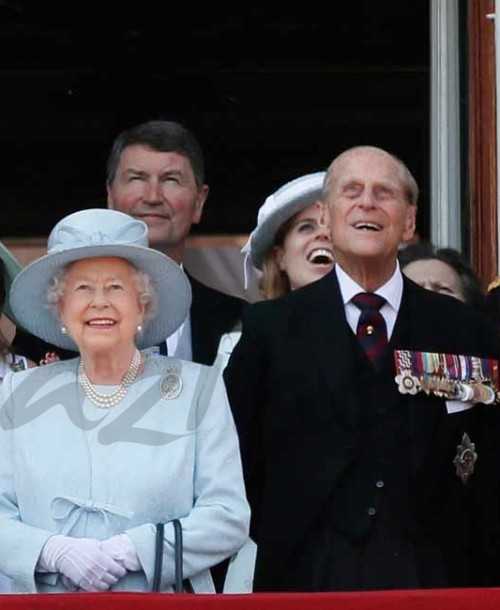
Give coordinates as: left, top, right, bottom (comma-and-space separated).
0, 354, 250, 593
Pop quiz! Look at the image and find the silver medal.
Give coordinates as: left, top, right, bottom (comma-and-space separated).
395, 370, 420, 395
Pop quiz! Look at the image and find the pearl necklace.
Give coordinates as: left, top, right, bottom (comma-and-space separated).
78, 349, 142, 409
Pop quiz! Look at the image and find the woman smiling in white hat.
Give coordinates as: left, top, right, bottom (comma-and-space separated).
244, 171, 334, 300
0, 208, 249, 593
219, 172, 334, 364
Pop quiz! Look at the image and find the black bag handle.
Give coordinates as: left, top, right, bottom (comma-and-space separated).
173, 519, 184, 593
152, 522, 164, 592
153, 519, 193, 593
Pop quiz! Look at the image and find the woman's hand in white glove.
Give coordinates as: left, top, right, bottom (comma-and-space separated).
39, 535, 127, 591
100, 533, 141, 572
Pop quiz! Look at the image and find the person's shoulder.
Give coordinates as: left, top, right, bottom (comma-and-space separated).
259, 270, 333, 309
31, 358, 78, 378
405, 275, 478, 312
188, 274, 247, 309
238, 290, 302, 336
2, 357, 78, 392
146, 354, 227, 400
404, 275, 497, 333
243, 272, 330, 315
12, 327, 77, 364
241, 295, 280, 322
146, 352, 210, 375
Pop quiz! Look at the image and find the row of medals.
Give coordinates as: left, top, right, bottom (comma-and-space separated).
400, 371, 497, 405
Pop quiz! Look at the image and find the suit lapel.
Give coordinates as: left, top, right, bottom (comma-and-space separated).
293, 270, 359, 430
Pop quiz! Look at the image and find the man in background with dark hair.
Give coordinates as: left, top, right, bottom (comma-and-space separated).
15, 120, 246, 367
106, 119, 246, 364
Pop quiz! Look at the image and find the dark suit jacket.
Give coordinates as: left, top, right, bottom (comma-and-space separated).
224, 270, 499, 591
188, 272, 245, 365
12, 271, 246, 366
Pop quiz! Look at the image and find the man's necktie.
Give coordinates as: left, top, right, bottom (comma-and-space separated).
351, 292, 388, 371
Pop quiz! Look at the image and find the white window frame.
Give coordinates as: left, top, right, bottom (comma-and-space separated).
430, 0, 461, 250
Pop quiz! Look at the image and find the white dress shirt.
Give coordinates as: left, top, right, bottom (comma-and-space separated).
335, 261, 403, 339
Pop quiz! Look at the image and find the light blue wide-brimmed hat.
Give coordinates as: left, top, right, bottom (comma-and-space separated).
9, 208, 191, 350
242, 171, 326, 270
0, 241, 22, 323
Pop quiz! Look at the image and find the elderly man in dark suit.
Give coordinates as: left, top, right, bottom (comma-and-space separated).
224, 145, 499, 592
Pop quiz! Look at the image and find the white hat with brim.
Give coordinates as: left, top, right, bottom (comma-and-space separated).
0, 241, 23, 324
242, 171, 326, 270
9, 208, 192, 351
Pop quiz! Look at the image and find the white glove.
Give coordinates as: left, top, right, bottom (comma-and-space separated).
39, 535, 127, 591
100, 534, 141, 572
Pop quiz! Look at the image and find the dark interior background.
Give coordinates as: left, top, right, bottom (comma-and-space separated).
0, 1, 430, 239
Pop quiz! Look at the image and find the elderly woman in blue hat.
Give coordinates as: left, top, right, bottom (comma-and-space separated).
0, 208, 250, 593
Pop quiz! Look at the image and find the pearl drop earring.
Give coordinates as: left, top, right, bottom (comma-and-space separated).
137, 324, 143, 334
61, 325, 67, 335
